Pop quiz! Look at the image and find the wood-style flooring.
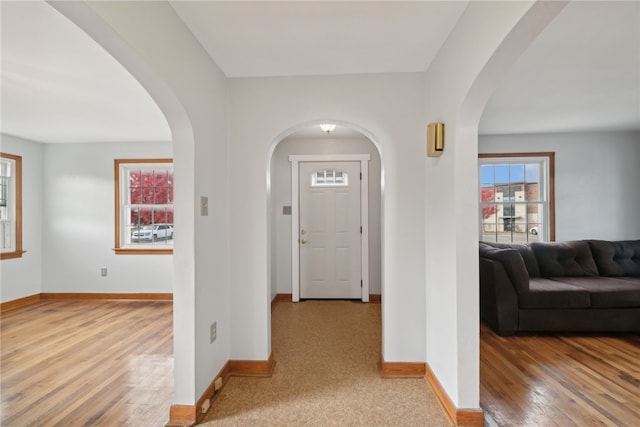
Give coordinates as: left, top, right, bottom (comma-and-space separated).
1, 299, 173, 427
480, 323, 640, 427
3, 300, 639, 427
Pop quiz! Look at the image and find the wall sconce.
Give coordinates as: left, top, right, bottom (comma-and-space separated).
426, 122, 444, 157
320, 124, 336, 134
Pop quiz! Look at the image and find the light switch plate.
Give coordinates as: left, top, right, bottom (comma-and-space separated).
201, 196, 209, 216
210, 321, 217, 343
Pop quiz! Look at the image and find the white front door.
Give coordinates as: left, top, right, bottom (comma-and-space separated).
299, 161, 361, 299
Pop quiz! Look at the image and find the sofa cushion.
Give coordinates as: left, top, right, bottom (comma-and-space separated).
479, 244, 530, 293
480, 242, 540, 277
549, 277, 640, 308
615, 276, 640, 285
531, 241, 599, 277
519, 278, 591, 309
587, 240, 640, 277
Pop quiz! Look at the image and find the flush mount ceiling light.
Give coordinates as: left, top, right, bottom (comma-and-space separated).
320, 124, 336, 134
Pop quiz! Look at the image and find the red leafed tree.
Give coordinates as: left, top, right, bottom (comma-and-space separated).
481, 187, 497, 219
129, 169, 174, 226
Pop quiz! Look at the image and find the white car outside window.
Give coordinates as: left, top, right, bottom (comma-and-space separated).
132, 224, 173, 241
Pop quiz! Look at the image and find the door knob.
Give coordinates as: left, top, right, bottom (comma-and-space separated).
300, 238, 308, 244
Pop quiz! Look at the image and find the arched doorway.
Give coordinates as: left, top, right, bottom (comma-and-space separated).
267, 121, 383, 304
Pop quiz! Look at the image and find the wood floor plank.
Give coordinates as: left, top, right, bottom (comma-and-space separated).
1, 300, 173, 427
480, 324, 640, 427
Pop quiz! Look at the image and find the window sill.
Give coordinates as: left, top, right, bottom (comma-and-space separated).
1, 250, 26, 260
114, 248, 173, 255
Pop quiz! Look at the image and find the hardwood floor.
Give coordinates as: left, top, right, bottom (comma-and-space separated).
480, 323, 640, 427
1, 299, 173, 426
5, 301, 638, 426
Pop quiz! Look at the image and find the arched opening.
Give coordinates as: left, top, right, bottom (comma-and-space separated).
48, 0, 201, 415
475, 2, 639, 424
266, 120, 383, 345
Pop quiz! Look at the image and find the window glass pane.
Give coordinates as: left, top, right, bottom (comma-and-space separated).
0, 177, 7, 208
503, 204, 515, 217
480, 165, 495, 188
479, 155, 552, 243
312, 169, 349, 187
167, 172, 174, 201
156, 186, 168, 204
153, 207, 168, 224
0, 154, 21, 257
0, 159, 13, 250
525, 163, 540, 201
480, 187, 495, 204
510, 164, 524, 182
129, 170, 141, 188
154, 170, 167, 187
117, 160, 174, 252
136, 207, 154, 226
525, 163, 540, 184
141, 170, 153, 186
528, 221, 542, 242
494, 165, 509, 185
130, 187, 141, 204
480, 202, 499, 243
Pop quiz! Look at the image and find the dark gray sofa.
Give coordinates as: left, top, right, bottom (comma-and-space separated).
479, 239, 640, 336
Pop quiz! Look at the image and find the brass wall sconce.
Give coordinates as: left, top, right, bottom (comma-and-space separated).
426, 122, 444, 157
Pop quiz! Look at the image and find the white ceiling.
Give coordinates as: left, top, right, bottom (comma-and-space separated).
169, 1, 468, 77
480, 0, 640, 135
0, 1, 171, 144
1, 1, 638, 144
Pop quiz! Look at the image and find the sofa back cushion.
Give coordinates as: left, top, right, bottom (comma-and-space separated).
479, 242, 541, 278
530, 241, 599, 277
479, 243, 530, 292
587, 240, 640, 277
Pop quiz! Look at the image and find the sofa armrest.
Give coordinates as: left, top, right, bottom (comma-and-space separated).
480, 257, 519, 336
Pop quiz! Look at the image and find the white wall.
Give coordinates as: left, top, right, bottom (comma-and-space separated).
229, 73, 426, 363
42, 142, 173, 293
424, 0, 566, 410
54, 1, 230, 406
479, 130, 640, 241
0, 134, 44, 303
270, 135, 382, 299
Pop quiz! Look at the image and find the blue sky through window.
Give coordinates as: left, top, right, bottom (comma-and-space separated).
481, 163, 539, 187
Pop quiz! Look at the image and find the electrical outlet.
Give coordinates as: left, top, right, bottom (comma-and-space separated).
210, 321, 217, 343
201, 398, 210, 413
214, 377, 223, 391
100, 268, 107, 277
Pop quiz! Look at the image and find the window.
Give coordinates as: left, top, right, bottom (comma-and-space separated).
115, 159, 173, 254
479, 153, 555, 243
312, 169, 349, 187
0, 153, 23, 260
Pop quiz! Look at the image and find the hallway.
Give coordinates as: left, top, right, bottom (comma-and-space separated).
200, 300, 450, 426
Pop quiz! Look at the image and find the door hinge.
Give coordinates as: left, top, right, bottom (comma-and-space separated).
361, 280, 363, 288
360, 172, 362, 180
360, 226, 362, 234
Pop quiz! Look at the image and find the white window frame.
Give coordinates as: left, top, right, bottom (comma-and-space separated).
478, 152, 555, 243
0, 153, 23, 260
114, 159, 173, 255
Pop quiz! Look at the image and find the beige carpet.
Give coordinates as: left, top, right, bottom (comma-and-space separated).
199, 300, 452, 426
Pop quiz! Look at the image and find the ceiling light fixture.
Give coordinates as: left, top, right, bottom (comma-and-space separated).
320, 124, 336, 134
